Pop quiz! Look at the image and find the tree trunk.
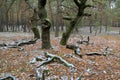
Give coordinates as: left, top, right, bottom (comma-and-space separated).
60, 0, 91, 45
38, 0, 51, 49
48, 0, 54, 31
60, 17, 80, 45
42, 23, 51, 49
55, 0, 61, 37
31, 27, 40, 39
29, 9, 40, 39
99, 20, 102, 33
89, 16, 93, 33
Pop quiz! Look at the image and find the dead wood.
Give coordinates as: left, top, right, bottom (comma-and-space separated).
37, 52, 74, 68
0, 43, 7, 47
36, 67, 50, 80
17, 38, 38, 46
85, 52, 103, 56
0, 73, 17, 80
77, 72, 84, 80
66, 44, 110, 58
36, 69, 44, 80
66, 44, 82, 58
0, 76, 15, 80
66, 44, 79, 50
77, 36, 90, 45
0, 38, 38, 48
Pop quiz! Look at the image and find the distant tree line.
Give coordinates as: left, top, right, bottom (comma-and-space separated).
0, 0, 119, 33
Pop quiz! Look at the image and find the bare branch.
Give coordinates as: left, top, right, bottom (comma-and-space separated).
92, 0, 103, 5
6, 0, 16, 13
60, 4, 77, 12
24, 0, 33, 10
83, 13, 91, 16
81, 0, 87, 4
85, 4, 94, 8
63, 16, 73, 20
74, 0, 80, 7
38, 0, 47, 8
0, 0, 3, 8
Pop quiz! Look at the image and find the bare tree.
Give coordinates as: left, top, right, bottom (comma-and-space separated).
60, 0, 92, 45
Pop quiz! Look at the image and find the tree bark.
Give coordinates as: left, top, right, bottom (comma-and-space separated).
60, 0, 91, 45
48, 0, 54, 31
55, 0, 62, 37
89, 16, 93, 33
60, 17, 81, 45
29, 9, 40, 39
38, 0, 51, 49
41, 20, 51, 49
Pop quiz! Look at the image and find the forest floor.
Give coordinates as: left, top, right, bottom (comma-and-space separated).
0, 28, 120, 80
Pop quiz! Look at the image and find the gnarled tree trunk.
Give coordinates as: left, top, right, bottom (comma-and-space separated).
38, 0, 51, 49
60, 17, 81, 45
29, 9, 40, 39
60, 0, 92, 45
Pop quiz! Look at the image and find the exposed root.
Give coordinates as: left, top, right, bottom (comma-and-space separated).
0, 38, 38, 48
36, 52, 74, 68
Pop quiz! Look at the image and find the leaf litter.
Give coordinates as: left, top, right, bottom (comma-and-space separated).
0, 33, 120, 80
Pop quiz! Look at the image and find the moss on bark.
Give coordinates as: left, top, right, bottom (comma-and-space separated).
38, 0, 51, 49
31, 27, 40, 39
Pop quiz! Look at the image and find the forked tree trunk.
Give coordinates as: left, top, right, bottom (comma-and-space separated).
60, 0, 91, 45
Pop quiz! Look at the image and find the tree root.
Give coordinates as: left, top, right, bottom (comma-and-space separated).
0, 38, 38, 48
66, 44, 112, 58
0, 73, 17, 80
17, 38, 38, 46
85, 52, 103, 56
37, 52, 74, 68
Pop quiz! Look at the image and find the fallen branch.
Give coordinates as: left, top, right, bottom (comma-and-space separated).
17, 38, 38, 46
63, 16, 73, 21
66, 44, 79, 50
85, 51, 112, 56
36, 67, 50, 80
0, 76, 16, 80
36, 68, 44, 80
77, 72, 84, 80
37, 52, 74, 68
66, 45, 82, 58
30, 56, 44, 64
66, 45, 110, 58
77, 36, 90, 45
85, 52, 103, 56
0, 73, 17, 80
0, 43, 7, 47
0, 38, 38, 48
